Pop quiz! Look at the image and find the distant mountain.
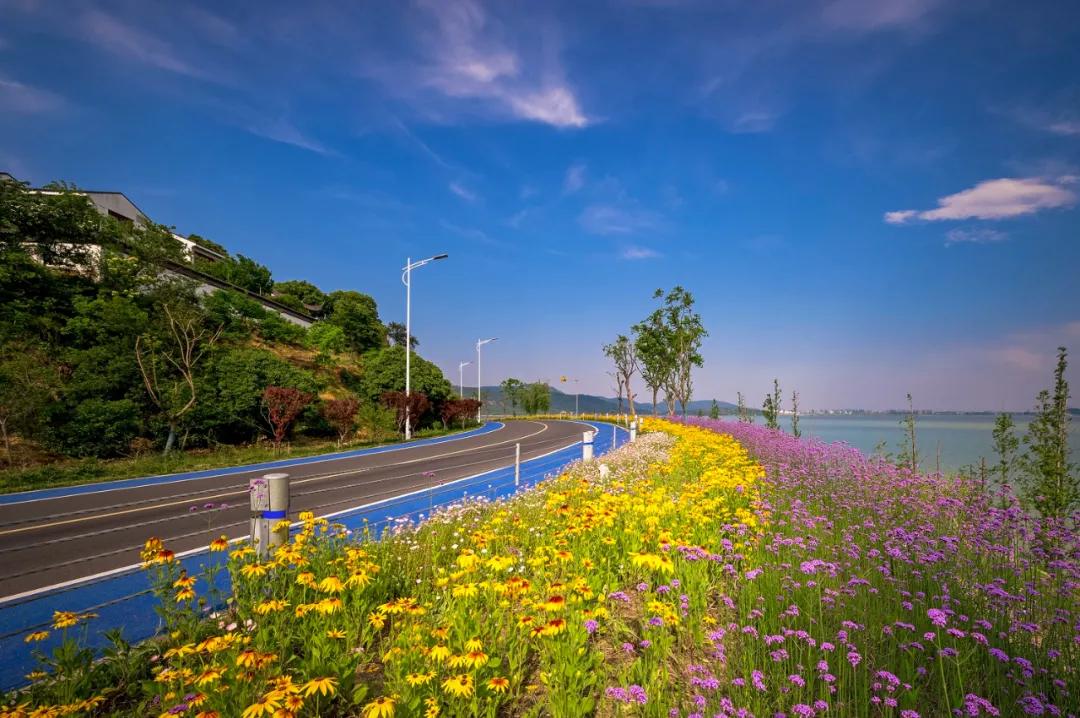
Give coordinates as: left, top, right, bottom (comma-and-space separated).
462, 385, 736, 416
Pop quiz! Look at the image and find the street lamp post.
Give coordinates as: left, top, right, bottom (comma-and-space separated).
476, 338, 498, 406
458, 361, 471, 398
402, 253, 448, 440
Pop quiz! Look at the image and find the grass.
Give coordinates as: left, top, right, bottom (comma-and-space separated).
0, 425, 476, 495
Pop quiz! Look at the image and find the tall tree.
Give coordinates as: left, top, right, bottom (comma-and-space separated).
500, 378, 525, 415
762, 379, 781, 430
660, 287, 706, 417
603, 334, 639, 418
608, 371, 625, 413
709, 399, 720, 420
1022, 347, 1077, 517
791, 390, 801, 438
522, 382, 551, 414
325, 290, 386, 353
135, 304, 221, 454
896, 393, 920, 474
991, 412, 1021, 491
737, 392, 752, 423
633, 296, 676, 416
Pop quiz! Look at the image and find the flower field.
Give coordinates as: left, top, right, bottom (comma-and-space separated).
3, 418, 1077, 717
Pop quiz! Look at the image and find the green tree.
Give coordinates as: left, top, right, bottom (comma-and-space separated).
1021, 347, 1077, 517
500, 378, 526, 415
658, 287, 706, 417
634, 294, 676, 415
737, 392, 752, 423
0, 343, 56, 465
896, 393, 920, 473
709, 400, 720, 420
198, 254, 273, 295
135, 304, 222, 454
386, 321, 418, 349
603, 335, 639, 418
522, 382, 551, 414
791, 390, 801, 438
326, 290, 386, 353
991, 412, 1021, 490
273, 279, 327, 313
762, 379, 781, 430
355, 346, 452, 426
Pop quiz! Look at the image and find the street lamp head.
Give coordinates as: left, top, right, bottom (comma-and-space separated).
432, 253, 449, 261
477, 337, 498, 348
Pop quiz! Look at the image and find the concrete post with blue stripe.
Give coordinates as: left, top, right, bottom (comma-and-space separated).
250, 472, 290, 559
582, 431, 595, 463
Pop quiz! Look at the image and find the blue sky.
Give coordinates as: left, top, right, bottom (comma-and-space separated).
2, 0, 1078, 410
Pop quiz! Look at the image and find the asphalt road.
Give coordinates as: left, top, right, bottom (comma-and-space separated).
0, 420, 587, 598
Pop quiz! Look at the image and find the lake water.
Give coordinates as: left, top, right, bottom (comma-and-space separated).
761, 413, 1080, 473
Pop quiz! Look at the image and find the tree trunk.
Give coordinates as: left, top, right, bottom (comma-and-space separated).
163, 425, 177, 456
651, 388, 658, 416
0, 418, 11, 467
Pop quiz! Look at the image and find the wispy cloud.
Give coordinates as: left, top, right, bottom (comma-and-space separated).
1045, 120, 1080, 136
563, 162, 586, 193
440, 219, 502, 246
944, 227, 1007, 246
820, 0, 943, 32
620, 245, 662, 260
729, 110, 779, 133
245, 118, 335, 156
885, 176, 1078, 224
81, 9, 209, 80
0, 76, 63, 113
449, 181, 478, 202
579, 204, 660, 235
363, 0, 588, 128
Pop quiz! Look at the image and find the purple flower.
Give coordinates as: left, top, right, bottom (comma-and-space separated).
788, 674, 806, 688
752, 670, 766, 692
584, 620, 598, 635
928, 608, 948, 627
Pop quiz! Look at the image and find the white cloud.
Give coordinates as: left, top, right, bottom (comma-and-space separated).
0, 76, 63, 113
821, 0, 942, 31
944, 227, 1007, 246
885, 176, 1078, 224
563, 162, 586, 193
449, 181, 478, 202
366, 0, 588, 129
1047, 120, 1080, 136
82, 9, 207, 79
579, 204, 660, 235
246, 118, 335, 156
620, 245, 661, 260
729, 110, 779, 134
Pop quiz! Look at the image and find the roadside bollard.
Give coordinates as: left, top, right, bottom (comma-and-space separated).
250, 472, 290, 559
630, 420, 637, 443
514, 443, 521, 487
582, 431, 595, 462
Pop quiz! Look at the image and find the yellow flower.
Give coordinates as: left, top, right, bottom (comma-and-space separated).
301, 676, 337, 697
24, 631, 49, 643
318, 576, 345, 594
241, 694, 280, 718
630, 552, 675, 574
463, 650, 489, 669
326, 629, 346, 639
346, 571, 372, 588
255, 600, 289, 615
463, 638, 483, 652
173, 573, 197, 589
298, 511, 315, 522
428, 644, 451, 663
195, 667, 224, 686
209, 535, 229, 552
541, 595, 566, 612
240, 563, 270, 579
283, 694, 305, 711
368, 612, 386, 630
51, 611, 80, 629
406, 671, 434, 686
487, 676, 510, 694
175, 587, 195, 602
424, 697, 441, 718
362, 695, 396, 718
296, 572, 316, 587
441, 673, 474, 698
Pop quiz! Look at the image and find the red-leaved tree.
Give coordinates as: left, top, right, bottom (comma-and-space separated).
261, 386, 314, 447
321, 397, 360, 445
441, 398, 482, 427
380, 391, 430, 435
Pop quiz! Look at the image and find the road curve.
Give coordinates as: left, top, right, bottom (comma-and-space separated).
0, 420, 588, 598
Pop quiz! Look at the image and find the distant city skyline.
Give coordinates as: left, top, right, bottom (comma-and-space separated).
2, 0, 1077, 410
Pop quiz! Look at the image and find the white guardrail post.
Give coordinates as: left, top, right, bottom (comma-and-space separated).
515, 442, 521, 487
582, 431, 595, 462
630, 420, 638, 443
250, 472, 290, 559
